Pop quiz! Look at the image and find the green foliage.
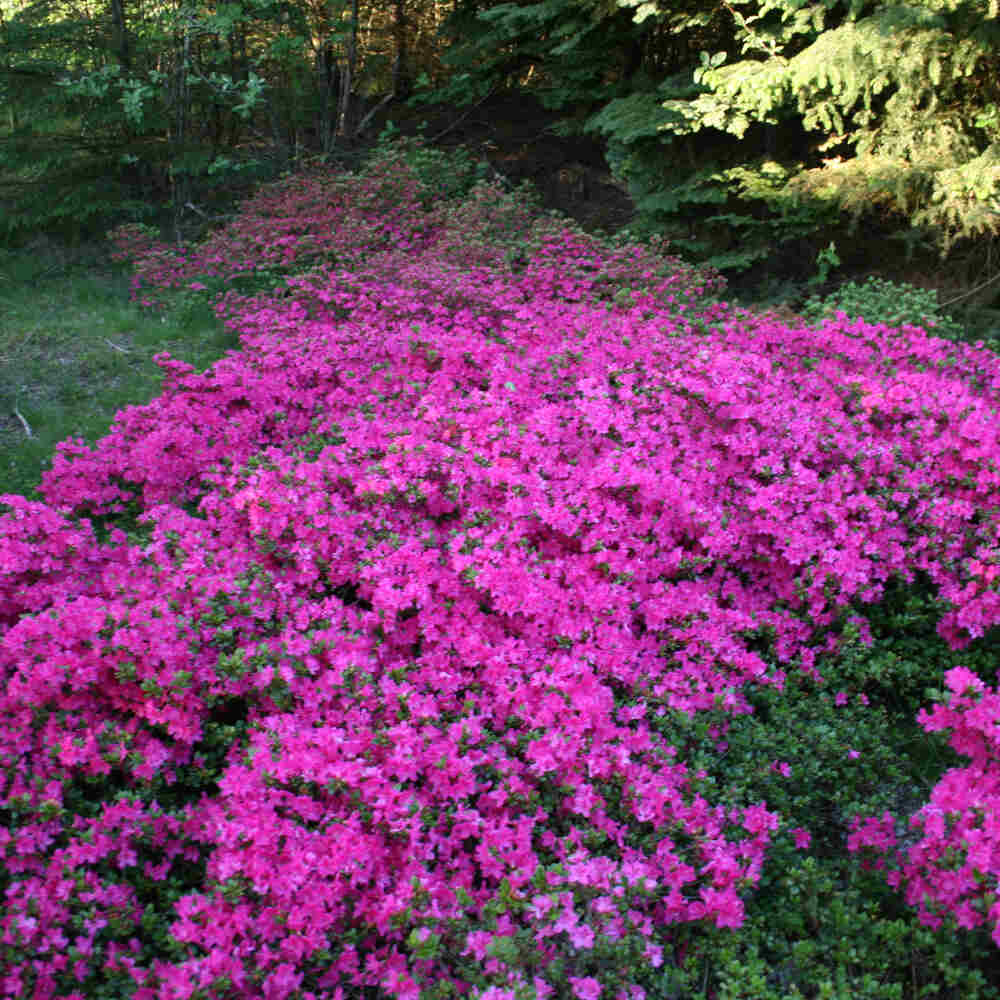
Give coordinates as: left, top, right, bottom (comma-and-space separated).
589, 0, 1000, 275
602, 146, 839, 273
429, 0, 640, 110
0, 1, 268, 242
848, 575, 1000, 718
801, 274, 968, 340
370, 125, 491, 203
0, 0, 414, 244
0, 242, 237, 497
704, 891, 999, 999
589, 79, 843, 273
809, 241, 841, 288
644, 574, 1000, 997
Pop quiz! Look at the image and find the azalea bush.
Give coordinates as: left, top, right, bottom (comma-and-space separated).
4, 150, 1000, 999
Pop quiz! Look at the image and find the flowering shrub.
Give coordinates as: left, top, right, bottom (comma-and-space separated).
850, 666, 1000, 945
5, 153, 1000, 998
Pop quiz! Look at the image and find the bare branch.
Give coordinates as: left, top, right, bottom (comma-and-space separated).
13, 406, 32, 438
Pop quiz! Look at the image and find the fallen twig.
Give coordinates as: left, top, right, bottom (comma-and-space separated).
426, 88, 497, 145
13, 406, 32, 438
939, 268, 1000, 309
104, 337, 130, 353
355, 92, 395, 137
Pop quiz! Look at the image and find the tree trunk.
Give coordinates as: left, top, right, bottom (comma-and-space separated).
337, 0, 359, 138
110, 0, 130, 69
171, 22, 192, 242
392, 0, 408, 98
317, 42, 338, 152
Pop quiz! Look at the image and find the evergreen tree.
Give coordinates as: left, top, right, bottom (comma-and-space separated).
589, 0, 1000, 272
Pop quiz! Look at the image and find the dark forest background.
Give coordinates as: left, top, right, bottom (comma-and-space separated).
2, 0, 999, 308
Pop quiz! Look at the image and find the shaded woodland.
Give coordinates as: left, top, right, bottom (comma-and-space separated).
2, 0, 999, 300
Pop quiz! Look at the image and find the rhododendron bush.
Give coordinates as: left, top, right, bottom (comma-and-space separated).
4, 152, 1000, 998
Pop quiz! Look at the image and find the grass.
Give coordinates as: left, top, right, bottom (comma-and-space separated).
0, 238, 239, 498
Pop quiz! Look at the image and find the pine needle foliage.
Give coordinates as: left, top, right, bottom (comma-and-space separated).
591, 0, 1000, 267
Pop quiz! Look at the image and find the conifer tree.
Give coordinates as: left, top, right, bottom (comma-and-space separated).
591, 0, 1000, 268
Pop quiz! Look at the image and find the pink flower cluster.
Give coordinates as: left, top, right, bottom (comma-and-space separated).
5, 157, 1000, 997
109, 155, 438, 307
850, 667, 1000, 943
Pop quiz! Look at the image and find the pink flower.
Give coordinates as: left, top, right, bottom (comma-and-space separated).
644, 942, 663, 968
14, 152, 1000, 996
701, 887, 745, 928
262, 963, 303, 1000
847, 812, 897, 852
791, 827, 812, 849
742, 803, 780, 835
944, 666, 985, 698
568, 923, 595, 949
569, 976, 602, 1000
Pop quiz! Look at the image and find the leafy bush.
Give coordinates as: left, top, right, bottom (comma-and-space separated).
4, 158, 1000, 998
369, 126, 493, 205
801, 275, 967, 341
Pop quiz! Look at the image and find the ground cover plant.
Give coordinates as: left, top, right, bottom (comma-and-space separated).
4, 148, 1000, 999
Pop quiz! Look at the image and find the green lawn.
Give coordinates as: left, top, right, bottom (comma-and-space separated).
0, 239, 238, 498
